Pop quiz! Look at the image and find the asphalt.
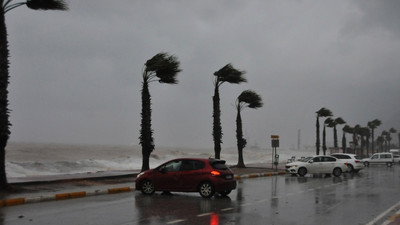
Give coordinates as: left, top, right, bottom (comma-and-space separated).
0, 163, 286, 207
1, 164, 399, 225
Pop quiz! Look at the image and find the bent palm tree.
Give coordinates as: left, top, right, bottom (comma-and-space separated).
235, 90, 262, 168
315, 108, 332, 155
0, 0, 68, 189
342, 125, 353, 153
323, 117, 333, 155
387, 128, 397, 150
140, 53, 181, 172
367, 119, 381, 154
213, 64, 246, 159
326, 117, 346, 150
358, 127, 370, 157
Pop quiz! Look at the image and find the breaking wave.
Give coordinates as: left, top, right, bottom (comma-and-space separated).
5, 142, 311, 178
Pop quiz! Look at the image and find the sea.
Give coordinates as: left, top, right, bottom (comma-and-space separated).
5, 142, 313, 178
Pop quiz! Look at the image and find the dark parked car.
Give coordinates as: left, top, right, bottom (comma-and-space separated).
135, 158, 237, 198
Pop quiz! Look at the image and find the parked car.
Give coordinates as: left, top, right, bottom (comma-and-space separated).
330, 153, 364, 173
135, 158, 236, 198
285, 155, 348, 177
393, 155, 400, 164
389, 149, 400, 165
362, 153, 394, 167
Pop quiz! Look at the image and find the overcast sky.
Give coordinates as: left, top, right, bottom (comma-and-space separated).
5, 0, 400, 150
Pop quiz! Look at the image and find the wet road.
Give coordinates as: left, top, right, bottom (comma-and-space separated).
1, 165, 399, 225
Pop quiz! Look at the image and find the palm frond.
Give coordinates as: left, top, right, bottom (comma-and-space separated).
26, 0, 68, 10
214, 63, 247, 84
316, 107, 333, 117
334, 117, 346, 125
145, 52, 181, 84
238, 90, 263, 109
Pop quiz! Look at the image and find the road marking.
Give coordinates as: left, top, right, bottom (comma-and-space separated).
221, 207, 234, 211
256, 199, 269, 203
365, 200, 400, 225
166, 219, 186, 224
197, 213, 213, 217
240, 203, 252, 207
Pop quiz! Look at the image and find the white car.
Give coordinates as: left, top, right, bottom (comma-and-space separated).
285, 155, 348, 177
362, 153, 394, 167
330, 153, 364, 173
393, 155, 400, 165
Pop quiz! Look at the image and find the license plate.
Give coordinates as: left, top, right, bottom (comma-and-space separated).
225, 175, 233, 180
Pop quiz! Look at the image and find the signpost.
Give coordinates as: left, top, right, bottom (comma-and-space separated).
271, 135, 279, 171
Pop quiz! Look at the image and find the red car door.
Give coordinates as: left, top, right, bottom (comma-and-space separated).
152, 160, 182, 191
178, 160, 206, 191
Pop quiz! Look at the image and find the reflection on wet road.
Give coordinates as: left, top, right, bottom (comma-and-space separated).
133, 166, 400, 225
1, 166, 399, 225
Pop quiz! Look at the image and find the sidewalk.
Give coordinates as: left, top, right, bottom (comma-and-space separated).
0, 163, 286, 207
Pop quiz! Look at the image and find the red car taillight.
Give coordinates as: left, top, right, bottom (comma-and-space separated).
354, 160, 361, 163
211, 170, 221, 176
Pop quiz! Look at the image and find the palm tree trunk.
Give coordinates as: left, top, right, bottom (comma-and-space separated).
333, 125, 338, 149
236, 110, 245, 168
0, 9, 10, 189
140, 79, 154, 172
322, 125, 327, 155
342, 132, 346, 153
316, 116, 320, 155
212, 85, 222, 159
371, 129, 375, 154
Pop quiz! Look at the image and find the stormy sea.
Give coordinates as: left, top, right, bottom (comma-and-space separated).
5, 142, 312, 178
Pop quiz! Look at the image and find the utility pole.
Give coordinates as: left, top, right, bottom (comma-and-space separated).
298, 129, 301, 151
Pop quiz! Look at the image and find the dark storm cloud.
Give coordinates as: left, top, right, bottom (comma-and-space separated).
5, 1, 400, 149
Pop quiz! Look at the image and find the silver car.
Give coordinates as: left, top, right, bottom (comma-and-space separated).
331, 153, 363, 173
362, 153, 394, 167
285, 155, 348, 177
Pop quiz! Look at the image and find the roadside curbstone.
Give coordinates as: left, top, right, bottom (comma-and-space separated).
56, 191, 86, 200
108, 187, 132, 194
4, 198, 25, 207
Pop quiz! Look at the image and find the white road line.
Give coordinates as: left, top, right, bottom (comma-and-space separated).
240, 203, 252, 207
221, 207, 234, 211
166, 219, 185, 224
197, 213, 213, 217
365, 200, 400, 225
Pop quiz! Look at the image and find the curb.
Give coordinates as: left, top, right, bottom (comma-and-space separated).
382, 209, 400, 225
0, 171, 285, 208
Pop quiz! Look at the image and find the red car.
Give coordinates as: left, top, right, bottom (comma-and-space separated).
135, 158, 237, 198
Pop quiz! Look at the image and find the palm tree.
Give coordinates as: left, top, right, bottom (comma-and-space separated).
140, 53, 181, 172
342, 125, 353, 153
235, 90, 263, 168
315, 108, 332, 155
367, 119, 381, 154
323, 117, 333, 155
376, 135, 385, 152
358, 127, 370, 157
389, 128, 397, 149
326, 117, 346, 150
352, 125, 361, 153
398, 132, 400, 148
212, 64, 246, 159
381, 130, 389, 152
0, 0, 68, 189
